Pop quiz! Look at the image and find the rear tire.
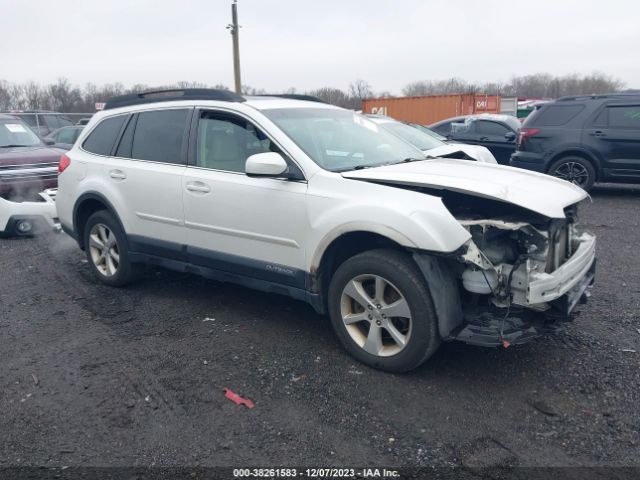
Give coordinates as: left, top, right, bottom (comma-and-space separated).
83, 210, 142, 287
327, 249, 441, 373
548, 156, 596, 191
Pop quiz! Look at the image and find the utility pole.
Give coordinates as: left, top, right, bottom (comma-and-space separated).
227, 0, 242, 94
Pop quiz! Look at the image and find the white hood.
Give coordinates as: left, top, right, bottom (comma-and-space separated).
342, 158, 588, 218
425, 144, 497, 164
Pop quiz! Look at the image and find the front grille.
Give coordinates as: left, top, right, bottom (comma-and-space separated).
0, 163, 58, 183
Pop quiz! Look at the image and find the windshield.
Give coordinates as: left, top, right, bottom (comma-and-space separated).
0, 119, 43, 147
378, 121, 445, 151
262, 108, 425, 171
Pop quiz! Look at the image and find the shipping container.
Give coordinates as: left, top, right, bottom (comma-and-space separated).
361, 94, 502, 125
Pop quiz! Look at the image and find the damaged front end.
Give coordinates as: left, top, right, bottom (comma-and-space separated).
0, 188, 59, 236
447, 202, 596, 347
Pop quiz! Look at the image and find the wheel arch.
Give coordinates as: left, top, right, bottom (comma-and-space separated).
309, 228, 415, 313
548, 148, 601, 180
73, 192, 124, 250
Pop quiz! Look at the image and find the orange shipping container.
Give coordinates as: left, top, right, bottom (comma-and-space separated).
361, 94, 501, 125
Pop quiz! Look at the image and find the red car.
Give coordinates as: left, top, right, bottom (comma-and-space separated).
0, 114, 62, 200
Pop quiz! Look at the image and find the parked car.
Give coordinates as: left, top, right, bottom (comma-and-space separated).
408, 123, 448, 141
43, 126, 84, 150
12, 111, 74, 137
57, 89, 595, 373
510, 94, 640, 190
0, 114, 62, 235
430, 114, 521, 165
366, 115, 497, 163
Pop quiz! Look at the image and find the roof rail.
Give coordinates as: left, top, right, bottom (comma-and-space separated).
103, 88, 246, 110
260, 94, 326, 103
556, 93, 640, 102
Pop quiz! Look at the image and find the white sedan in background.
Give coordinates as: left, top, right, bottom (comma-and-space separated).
366, 114, 497, 163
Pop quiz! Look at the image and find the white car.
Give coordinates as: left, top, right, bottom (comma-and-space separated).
56, 90, 596, 372
366, 114, 497, 163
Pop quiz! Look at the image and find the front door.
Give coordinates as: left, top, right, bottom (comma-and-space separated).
182, 109, 308, 288
472, 120, 517, 165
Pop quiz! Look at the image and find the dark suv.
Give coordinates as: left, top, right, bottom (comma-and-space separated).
510, 94, 640, 190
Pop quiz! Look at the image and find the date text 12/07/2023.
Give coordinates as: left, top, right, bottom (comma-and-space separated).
232, 468, 401, 478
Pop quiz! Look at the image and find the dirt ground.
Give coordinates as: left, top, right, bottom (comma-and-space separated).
1, 184, 639, 476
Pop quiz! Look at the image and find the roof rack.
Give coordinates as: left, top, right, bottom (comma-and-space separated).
103, 88, 246, 110
260, 94, 326, 103
557, 93, 640, 102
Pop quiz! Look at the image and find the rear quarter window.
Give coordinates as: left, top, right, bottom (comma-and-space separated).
608, 105, 640, 129
531, 105, 585, 126
82, 115, 128, 156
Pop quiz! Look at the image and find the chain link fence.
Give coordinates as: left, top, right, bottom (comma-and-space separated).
0, 112, 95, 137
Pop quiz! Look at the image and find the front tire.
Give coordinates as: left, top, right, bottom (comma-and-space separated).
327, 249, 440, 373
83, 210, 141, 287
548, 156, 596, 191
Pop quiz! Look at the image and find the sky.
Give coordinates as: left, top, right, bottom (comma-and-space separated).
1, 0, 639, 94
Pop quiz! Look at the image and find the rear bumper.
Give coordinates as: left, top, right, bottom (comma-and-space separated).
510, 151, 548, 173
0, 188, 59, 235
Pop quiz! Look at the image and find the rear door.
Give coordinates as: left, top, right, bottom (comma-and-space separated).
182, 109, 308, 288
584, 103, 640, 181
87, 109, 190, 256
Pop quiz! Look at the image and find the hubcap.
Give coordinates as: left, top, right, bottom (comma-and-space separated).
552, 161, 589, 187
88, 223, 120, 277
340, 274, 412, 357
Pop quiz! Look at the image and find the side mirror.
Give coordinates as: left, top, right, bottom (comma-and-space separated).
245, 152, 288, 177
505, 131, 516, 142
44, 139, 55, 146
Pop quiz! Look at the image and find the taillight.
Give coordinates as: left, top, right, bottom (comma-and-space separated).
58, 154, 71, 174
517, 128, 540, 148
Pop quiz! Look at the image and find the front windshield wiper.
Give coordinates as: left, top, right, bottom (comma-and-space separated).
335, 156, 434, 173
0, 144, 35, 148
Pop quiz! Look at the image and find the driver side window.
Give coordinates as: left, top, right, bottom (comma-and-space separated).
196, 112, 282, 173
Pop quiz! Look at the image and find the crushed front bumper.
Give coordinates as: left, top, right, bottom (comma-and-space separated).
453, 232, 596, 347
0, 188, 59, 235
527, 232, 596, 305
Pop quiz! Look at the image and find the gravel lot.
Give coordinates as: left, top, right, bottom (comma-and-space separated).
1, 184, 639, 473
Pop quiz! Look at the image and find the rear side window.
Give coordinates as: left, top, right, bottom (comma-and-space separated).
608, 105, 640, 129
432, 121, 453, 135
533, 105, 584, 126
131, 109, 189, 163
475, 120, 509, 136
83, 115, 128, 155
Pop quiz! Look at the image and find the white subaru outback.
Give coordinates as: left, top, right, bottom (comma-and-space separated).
56, 89, 596, 372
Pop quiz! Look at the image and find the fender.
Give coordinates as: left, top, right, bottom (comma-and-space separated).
545, 143, 602, 170
309, 221, 419, 272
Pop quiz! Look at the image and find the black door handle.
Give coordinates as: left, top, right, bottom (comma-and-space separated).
589, 130, 606, 137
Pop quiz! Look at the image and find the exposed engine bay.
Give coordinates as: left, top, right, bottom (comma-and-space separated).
410, 188, 597, 347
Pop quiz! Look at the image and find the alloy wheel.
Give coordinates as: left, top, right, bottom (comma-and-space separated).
552, 161, 590, 187
340, 274, 412, 357
88, 223, 120, 277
